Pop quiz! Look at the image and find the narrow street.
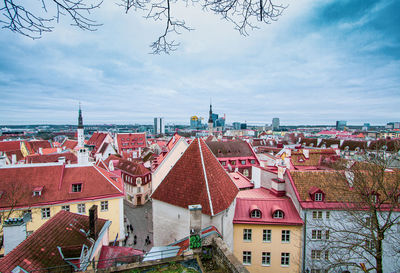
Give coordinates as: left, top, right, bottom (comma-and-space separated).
123, 199, 153, 253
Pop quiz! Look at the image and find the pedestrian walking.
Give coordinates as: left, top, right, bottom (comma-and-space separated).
130, 224, 133, 232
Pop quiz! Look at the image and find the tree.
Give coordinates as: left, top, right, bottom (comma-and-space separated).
0, 0, 286, 54
309, 148, 400, 273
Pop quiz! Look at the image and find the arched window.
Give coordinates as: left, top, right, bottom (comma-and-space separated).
273, 210, 284, 219
250, 209, 261, 218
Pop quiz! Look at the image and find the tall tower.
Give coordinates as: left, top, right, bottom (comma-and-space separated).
77, 103, 89, 164
208, 102, 213, 136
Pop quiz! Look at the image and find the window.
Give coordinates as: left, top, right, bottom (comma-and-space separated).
370, 194, 378, 204
251, 209, 261, 218
33, 191, 41, 196
41, 208, 50, 219
243, 251, 251, 265
315, 193, 323, 202
312, 230, 322, 240
263, 229, 271, 242
243, 229, 252, 241
241, 160, 246, 165
77, 203, 86, 214
243, 169, 249, 177
137, 187, 141, 193
273, 210, 284, 219
262, 252, 271, 266
61, 205, 70, 212
281, 253, 290, 266
312, 211, 323, 219
221, 161, 226, 166
72, 183, 82, 192
231, 160, 236, 165
311, 250, 322, 260
325, 250, 329, 260
282, 230, 290, 243
325, 230, 330, 240
325, 211, 330, 219
250, 160, 255, 164
101, 201, 109, 211
23, 210, 32, 222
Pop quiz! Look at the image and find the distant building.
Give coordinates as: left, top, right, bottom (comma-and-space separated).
190, 116, 202, 129
386, 122, 400, 129
336, 120, 347, 130
362, 123, 370, 131
154, 117, 165, 135
233, 122, 241, 130
240, 123, 247, 130
272, 118, 280, 131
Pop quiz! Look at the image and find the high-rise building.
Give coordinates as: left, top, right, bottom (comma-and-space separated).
233, 122, 241, 130
190, 116, 202, 129
336, 120, 347, 131
272, 118, 280, 131
154, 117, 165, 135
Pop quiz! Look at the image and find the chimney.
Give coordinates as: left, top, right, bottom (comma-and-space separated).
3, 217, 27, 255
285, 148, 291, 157
89, 205, 98, 240
58, 157, 66, 164
57, 147, 62, 153
11, 154, 17, 165
303, 149, 309, 159
39, 147, 43, 155
251, 166, 261, 189
188, 204, 202, 253
271, 166, 286, 197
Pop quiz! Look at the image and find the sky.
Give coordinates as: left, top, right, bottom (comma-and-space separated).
0, 0, 399, 126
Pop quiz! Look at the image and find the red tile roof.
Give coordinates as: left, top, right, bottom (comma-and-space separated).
228, 172, 254, 190
0, 165, 123, 210
97, 246, 144, 269
24, 152, 77, 164
116, 133, 146, 154
205, 140, 256, 158
0, 140, 22, 152
151, 138, 239, 216
0, 210, 107, 272
104, 155, 150, 177
26, 140, 52, 154
62, 139, 78, 150
234, 188, 303, 225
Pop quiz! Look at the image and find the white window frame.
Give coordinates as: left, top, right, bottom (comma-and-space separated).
311, 250, 322, 260
315, 192, 323, 202
262, 252, 271, 266
263, 229, 271, 242
243, 229, 252, 242
312, 230, 322, 240
251, 209, 261, 218
273, 210, 284, 219
61, 205, 70, 212
72, 183, 82, 193
77, 203, 86, 214
243, 251, 251, 265
281, 230, 290, 243
101, 201, 109, 212
312, 211, 323, 219
41, 208, 51, 219
281, 252, 290, 266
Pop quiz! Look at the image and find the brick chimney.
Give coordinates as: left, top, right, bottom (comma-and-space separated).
270, 166, 286, 197
89, 205, 98, 240
188, 204, 202, 253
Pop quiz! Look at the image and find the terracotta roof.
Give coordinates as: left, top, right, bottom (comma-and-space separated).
25, 152, 77, 164
26, 140, 52, 154
234, 188, 303, 225
205, 140, 255, 158
291, 149, 338, 167
98, 142, 109, 155
116, 133, 146, 153
97, 246, 144, 269
0, 141, 21, 152
104, 155, 150, 177
62, 139, 78, 150
151, 138, 239, 216
0, 210, 107, 272
288, 169, 400, 206
166, 133, 182, 151
0, 165, 123, 210
228, 172, 254, 189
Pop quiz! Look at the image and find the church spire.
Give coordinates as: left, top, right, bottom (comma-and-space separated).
208, 99, 213, 124
78, 102, 83, 129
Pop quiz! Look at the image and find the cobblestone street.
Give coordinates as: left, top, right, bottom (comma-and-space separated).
123, 199, 153, 253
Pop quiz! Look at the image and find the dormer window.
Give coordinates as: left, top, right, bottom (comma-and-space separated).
315, 193, 323, 202
241, 160, 246, 165
72, 183, 82, 193
273, 210, 284, 219
370, 193, 379, 204
136, 178, 142, 185
251, 209, 261, 218
33, 186, 43, 196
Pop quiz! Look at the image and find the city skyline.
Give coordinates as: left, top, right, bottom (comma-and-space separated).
1, 0, 399, 125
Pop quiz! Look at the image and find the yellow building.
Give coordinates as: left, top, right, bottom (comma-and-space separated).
233, 188, 303, 273
0, 163, 125, 256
